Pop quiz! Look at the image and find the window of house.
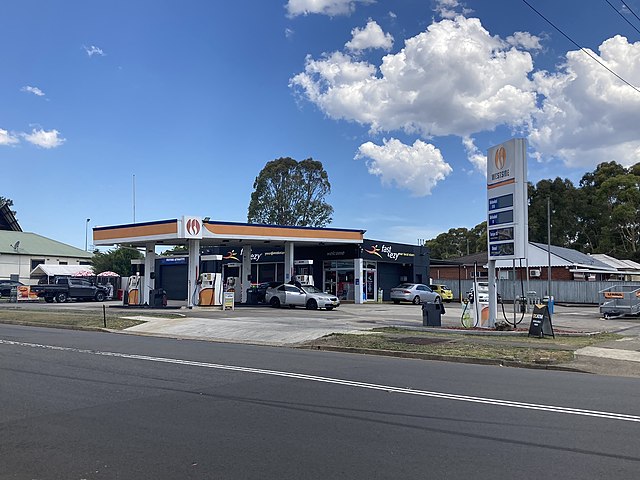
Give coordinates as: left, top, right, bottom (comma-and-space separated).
31, 259, 45, 271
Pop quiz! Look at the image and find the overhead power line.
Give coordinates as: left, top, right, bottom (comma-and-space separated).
604, 0, 640, 35
620, 0, 640, 24
521, 0, 640, 95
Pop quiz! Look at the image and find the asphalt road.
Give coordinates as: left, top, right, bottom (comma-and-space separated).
1, 324, 640, 479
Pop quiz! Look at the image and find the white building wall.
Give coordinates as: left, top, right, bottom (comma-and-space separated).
0, 254, 92, 284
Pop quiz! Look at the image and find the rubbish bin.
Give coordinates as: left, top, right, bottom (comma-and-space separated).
246, 288, 258, 305
422, 301, 445, 327
151, 288, 167, 308
542, 295, 554, 315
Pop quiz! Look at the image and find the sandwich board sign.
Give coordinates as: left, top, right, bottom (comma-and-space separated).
528, 304, 555, 338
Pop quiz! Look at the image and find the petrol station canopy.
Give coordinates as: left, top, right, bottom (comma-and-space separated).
93, 217, 365, 249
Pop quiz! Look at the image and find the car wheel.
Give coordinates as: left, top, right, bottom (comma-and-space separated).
95, 291, 106, 302
326, 306, 333, 311
44, 297, 54, 303
270, 297, 281, 308
392, 299, 400, 304
55, 292, 68, 303
306, 299, 318, 310
412, 295, 421, 305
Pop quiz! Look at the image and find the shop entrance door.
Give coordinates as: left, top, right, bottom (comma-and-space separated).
365, 268, 376, 301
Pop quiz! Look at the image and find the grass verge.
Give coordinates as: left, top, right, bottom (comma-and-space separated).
0, 308, 148, 330
305, 330, 622, 364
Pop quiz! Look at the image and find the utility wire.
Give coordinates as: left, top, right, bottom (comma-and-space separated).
604, 0, 640, 35
521, 0, 640, 94
620, 0, 640, 24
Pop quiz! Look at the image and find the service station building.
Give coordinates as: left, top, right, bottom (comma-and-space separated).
93, 216, 430, 306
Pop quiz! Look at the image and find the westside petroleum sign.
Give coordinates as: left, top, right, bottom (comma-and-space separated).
486, 139, 528, 260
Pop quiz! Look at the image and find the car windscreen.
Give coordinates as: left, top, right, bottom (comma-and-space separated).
301, 285, 323, 293
394, 284, 414, 289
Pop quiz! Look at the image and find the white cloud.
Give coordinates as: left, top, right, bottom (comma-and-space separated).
291, 16, 537, 138
286, 0, 374, 17
0, 129, 19, 146
462, 136, 486, 173
434, 0, 472, 19
285, 28, 295, 39
83, 45, 105, 57
345, 19, 393, 52
23, 128, 66, 149
530, 35, 640, 168
355, 138, 452, 196
506, 31, 543, 50
21, 85, 45, 96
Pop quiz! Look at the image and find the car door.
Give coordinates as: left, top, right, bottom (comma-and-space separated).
417, 284, 433, 302
285, 285, 306, 306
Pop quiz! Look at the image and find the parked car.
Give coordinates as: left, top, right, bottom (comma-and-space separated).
0, 280, 23, 298
265, 283, 340, 310
255, 281, 281, 303
467, 281, 489, 303
390, 283, 441, 305
30, 277, 108, 303
429, 284, 453, 302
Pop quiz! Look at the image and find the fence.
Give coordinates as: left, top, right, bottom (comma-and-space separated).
445, 279, 640, 305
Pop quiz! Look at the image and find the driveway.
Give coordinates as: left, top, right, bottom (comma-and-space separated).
118, 302, 637, 345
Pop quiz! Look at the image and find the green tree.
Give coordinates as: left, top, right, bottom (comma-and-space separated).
597, 171, 640, 259
426, 221, 486, 259
161, 245, 188, 255
0, 196, 16, 216
577, 161, 628, 254
247, 157, 334, 227
527, 178, 581, 248
91, 247, 143, 276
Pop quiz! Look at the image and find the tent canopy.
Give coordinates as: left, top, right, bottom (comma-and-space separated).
30, 264, 94, 278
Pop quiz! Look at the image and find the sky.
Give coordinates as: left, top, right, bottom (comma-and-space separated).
2, 0, 640, 250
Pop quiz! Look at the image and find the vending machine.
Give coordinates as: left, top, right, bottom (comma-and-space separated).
198, 272, 223, 306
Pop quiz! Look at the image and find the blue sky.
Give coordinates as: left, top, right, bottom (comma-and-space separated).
2, 0, 640, 249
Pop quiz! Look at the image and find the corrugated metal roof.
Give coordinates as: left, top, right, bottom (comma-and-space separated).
0, 231, 92, 258
530, 242, 611, 269
590, 253, 640, 271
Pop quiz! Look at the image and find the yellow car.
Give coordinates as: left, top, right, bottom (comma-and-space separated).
429, 284, 453, 302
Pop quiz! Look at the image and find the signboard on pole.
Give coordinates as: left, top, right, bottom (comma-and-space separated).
487, 139, 528, 260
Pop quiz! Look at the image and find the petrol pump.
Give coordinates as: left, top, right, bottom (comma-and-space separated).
125, 274, 143, 306
293, 260, 314, 286
195, 254, 223, 306
223, 262, 242, 302
197, 273, 223, 306
124, 259, 145, 306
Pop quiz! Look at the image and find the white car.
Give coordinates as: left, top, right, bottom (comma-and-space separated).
265, 283, 340, 310
468, 282, 489, 303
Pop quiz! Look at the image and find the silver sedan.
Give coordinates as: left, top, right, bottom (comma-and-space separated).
265, 284, 340, 310
390, 283, 441, 305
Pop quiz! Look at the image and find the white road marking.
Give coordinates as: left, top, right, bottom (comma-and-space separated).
2, 339, 640, 423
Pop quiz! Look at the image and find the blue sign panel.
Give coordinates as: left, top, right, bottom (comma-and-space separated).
489, 227, 514, 242
488, 210, 513, 226
488, 193, 513, 211
490, 243, 515, 256
160, 257, 187, 265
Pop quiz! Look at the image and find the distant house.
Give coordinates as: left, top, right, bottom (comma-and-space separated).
430, 242, 619, 283
0, 205, 92, 285
589, 254, 640, 281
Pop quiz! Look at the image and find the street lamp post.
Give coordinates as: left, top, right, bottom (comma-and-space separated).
85, 218, 91, 251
